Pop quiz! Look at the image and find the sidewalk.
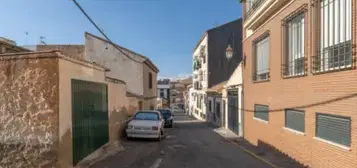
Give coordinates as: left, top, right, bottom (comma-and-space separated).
230, 138, 308, 168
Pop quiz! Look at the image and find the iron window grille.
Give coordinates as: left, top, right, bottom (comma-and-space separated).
312, 0, 355, 74
244, 0, 265, 19
252, 33, 270, 82
282, 9, 308, 77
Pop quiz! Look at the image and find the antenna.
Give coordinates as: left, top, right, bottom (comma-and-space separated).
40, 36, 46, 45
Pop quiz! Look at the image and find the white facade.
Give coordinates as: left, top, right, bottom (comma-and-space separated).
223, 63, 243, 137
192, 34, 208, 121
157, 84, 170, 100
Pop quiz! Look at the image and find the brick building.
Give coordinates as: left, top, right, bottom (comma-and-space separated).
241, 0, 356, 167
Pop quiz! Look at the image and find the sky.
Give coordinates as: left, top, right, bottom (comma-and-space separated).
0, 0, 242, 77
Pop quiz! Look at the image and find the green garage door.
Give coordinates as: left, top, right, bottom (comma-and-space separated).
72, 79, 108, 165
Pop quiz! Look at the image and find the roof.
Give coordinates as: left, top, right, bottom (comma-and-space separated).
85, 32, 159, 73
0, 40, 32, 53
207, 80, 228, 93
0, 50, 109, 72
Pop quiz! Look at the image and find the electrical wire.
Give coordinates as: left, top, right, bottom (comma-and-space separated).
72, 0, 142, 63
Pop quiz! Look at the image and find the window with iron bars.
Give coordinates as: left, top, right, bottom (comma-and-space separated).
312, 0, 354, 73
253, 34, 270, 81
283, 11, 307, 77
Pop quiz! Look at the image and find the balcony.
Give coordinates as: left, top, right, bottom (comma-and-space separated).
242, 0, 288, 37
244, 0, 265, 19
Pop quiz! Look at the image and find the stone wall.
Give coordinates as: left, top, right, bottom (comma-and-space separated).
0, 53, 59, 168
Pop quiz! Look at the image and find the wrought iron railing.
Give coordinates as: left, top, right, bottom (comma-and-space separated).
252, 69, 270, 82
311, 41, 355, 73
244, 0, 265, 19
282, 57, 308, 77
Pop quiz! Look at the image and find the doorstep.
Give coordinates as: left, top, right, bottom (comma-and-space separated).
230, 139, 308, 168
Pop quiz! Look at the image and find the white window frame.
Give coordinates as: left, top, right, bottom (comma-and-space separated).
254, 35, 270, 81
285, 12, 305, 77
318, 0, 352, 72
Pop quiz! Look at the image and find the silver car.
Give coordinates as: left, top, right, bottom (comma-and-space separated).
126, 110, 165, 141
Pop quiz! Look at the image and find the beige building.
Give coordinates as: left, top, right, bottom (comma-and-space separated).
241, 0, 356, 167
84, 32, 158, 110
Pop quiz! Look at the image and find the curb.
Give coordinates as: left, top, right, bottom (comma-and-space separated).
228, 141, 279, 168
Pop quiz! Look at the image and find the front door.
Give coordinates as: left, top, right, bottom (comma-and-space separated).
228, 90, 239, 135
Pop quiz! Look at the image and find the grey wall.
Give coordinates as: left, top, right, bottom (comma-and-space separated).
207, 19, 243, 88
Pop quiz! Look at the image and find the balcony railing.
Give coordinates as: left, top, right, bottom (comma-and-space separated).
311, 41, 355, 74
252, 69, 270, 82
244, 0, 265, 20
282, 57, 307, 78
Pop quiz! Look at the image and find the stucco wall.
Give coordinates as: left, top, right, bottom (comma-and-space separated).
143, 63, 157, 109
58, 58, 106, 168
85, 33, 144, 96
106, 79, 131, 143
0, 54, 59, 168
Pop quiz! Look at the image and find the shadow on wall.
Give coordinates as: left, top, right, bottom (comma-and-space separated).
255, 140, 308, 168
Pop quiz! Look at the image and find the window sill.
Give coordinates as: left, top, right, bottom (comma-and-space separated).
253, 117, 269, 124
312, 66, 354, 75
283, 127, 305, 136
283, 73, 307, 79
313, 137, 351, 151
252, 79, 270, 84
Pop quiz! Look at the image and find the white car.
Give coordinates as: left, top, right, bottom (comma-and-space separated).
126, 110, 165, 141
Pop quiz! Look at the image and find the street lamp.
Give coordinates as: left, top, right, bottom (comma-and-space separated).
225, 45, 233, 60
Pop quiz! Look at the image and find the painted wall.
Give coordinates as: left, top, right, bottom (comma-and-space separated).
85, 33, 144, 96
0, 53, 59, 168
106, 79, 132, 143
142, 63, 157, 109
58, 57, 106, 167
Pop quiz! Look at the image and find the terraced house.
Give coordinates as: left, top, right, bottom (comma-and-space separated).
241, 0, 356, 167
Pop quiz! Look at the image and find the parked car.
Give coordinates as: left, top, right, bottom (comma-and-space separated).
126, 110, 164, 141
157, 108, 174, 128
171, 106, 184, 113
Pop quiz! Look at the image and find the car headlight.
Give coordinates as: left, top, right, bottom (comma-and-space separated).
127, 125, 133, 129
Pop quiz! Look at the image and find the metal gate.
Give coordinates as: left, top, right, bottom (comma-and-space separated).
228, 90, 239, 135
72, 79, 108, 165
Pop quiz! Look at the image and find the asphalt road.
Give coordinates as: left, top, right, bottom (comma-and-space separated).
90, 112, 271, 168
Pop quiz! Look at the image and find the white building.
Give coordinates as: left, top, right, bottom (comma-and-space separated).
222, 63, 243, 136
192, 34, 208, 121
157, 79, 170, 108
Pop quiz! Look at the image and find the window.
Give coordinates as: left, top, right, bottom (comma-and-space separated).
149, 72, 153, 89
316, 113, 351, 147
254, 104, 269, 122
160, 89, 165, 98
284, 12, 306, 77
285, 109, 305, 133
253, 35, 270, 81
313, 0, 353, 72
134, 112, 159, 121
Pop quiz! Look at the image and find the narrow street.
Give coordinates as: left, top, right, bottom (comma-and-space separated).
90, 112, 271, 168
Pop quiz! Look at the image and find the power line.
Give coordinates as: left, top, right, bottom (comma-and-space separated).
72, 0, 142, 63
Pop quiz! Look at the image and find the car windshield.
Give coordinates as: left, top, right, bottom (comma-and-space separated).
133, 112, 159, 121
157, 109, 171, 117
